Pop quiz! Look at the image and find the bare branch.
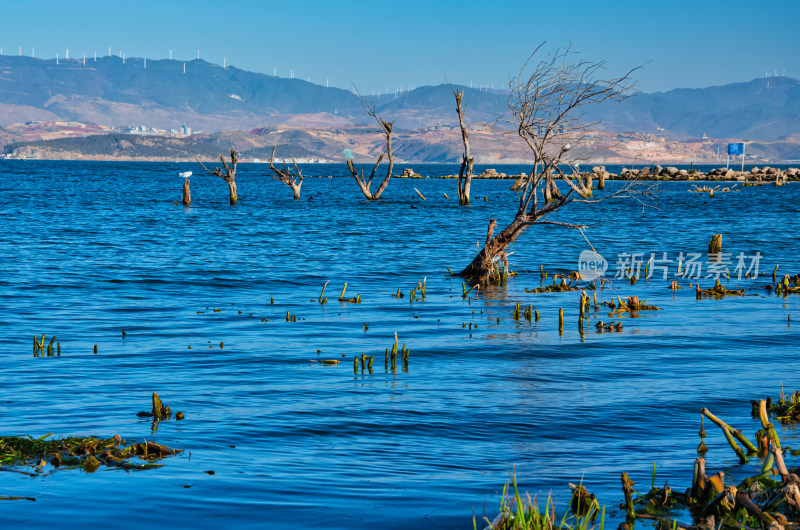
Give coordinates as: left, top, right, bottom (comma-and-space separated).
367, 153, 386, 188
524, 220, 589, 229
195, 156, 221, 177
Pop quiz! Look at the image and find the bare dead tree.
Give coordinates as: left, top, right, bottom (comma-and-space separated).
459, 43, 654, 282
197, 147, 239, 205
452, 85, 474, 205
346, 90, 394, 200
268, 145, 304, 199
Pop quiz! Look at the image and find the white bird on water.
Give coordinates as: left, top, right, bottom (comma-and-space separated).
179, 171, 192, 178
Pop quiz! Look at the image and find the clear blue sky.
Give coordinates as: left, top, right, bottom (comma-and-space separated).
1, 0, 797, 94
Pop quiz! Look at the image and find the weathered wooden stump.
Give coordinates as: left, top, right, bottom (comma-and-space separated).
182, 178, 191, 206
709, 234, 722, 255
627, 296, 640, 311
582, 174, 593, 197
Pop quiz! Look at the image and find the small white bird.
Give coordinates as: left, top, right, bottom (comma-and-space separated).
179, 171, 193, 178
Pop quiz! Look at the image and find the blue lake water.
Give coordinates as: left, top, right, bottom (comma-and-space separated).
1, 160, 798, 528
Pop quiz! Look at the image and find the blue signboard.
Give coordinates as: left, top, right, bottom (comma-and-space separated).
728, 143, 745, 156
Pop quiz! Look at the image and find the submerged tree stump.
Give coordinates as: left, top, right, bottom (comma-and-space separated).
197, 147, 239, 205
709, 234, 722, 255
182, 178, 191, 206
268, 146, 304, 199
582, 174, 593, 197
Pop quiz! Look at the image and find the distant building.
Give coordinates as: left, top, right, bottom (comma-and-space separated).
181, 124, 191, 136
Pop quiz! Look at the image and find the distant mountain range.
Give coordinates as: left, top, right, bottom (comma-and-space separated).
0, 55, 798, 140
586, 76, 800, 139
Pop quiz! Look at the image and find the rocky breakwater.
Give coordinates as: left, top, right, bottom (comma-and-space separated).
589, 165, 800, 182
397, 168, 424, 178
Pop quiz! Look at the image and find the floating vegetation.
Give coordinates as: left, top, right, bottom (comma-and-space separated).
696, 280, 746, 298
770, 274, 800, 295
0, 432, 182, 475
483, 390, 800, 530
690, 184, 738, 194
607, 296, 661, 314
616, 394, 800, 529
759, 389, 800, 425
311, 359, 340, 365
525, 277, 584, 294
594, 320, 623, 332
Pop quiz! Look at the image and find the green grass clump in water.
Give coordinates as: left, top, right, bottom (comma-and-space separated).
0, 433, 181, 471
477, 470, 604, 530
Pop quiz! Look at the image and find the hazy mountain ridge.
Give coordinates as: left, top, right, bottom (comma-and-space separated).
1, 55, 797, 140
586, 77, 800, 139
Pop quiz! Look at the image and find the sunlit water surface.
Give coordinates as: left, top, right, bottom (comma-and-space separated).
1, 161, 798, 528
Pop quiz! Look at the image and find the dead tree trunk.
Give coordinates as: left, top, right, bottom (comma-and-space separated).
268, 146, 303, 199
197, 147, 238, 205
456, 44, 650, 283
346, 92, 394, 200
460, 216, 530, 279
453, 87, 474, 205
182, 178, 191, 206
